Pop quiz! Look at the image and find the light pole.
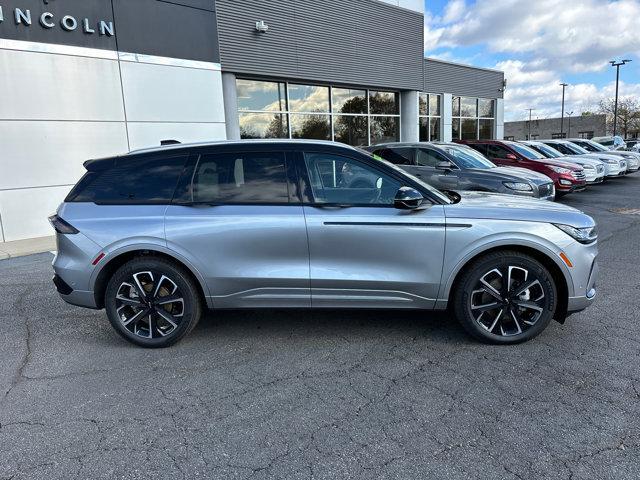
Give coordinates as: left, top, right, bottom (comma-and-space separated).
610, 59, 632, 137
526, 108, 535, 140
560, 83, 568, 137
567, 111, 574, 138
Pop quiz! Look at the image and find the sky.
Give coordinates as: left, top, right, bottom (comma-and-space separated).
423, 0, 640, 122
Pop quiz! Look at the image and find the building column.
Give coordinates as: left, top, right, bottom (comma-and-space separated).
400, 90, 419, 142
495, 98, 504, 140
222, 72, 240, 140
442, 93, 453, 142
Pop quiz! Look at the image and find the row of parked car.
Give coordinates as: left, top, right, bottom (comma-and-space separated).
366, 138, 639, 201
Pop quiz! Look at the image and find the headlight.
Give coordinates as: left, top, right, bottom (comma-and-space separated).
553, 224, 598, 244
582, 164, 595, 170
602, 158, 618, 164
503, 181, 533, 192
548, 166, 571, 174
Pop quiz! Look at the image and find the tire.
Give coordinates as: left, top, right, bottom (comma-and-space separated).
453, 250, 557, 344
105, 256, 203, 348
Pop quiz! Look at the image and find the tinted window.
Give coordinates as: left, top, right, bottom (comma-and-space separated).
68, 155, 188, 204
545, 142, 572, 155
378, 148, 413, 165
416, 148, 446, 167
304, 153, 401, 206
444, 146, 495, 169
192, 152, 289, 204
486, 144, 512, 159
509, 143, 546, 159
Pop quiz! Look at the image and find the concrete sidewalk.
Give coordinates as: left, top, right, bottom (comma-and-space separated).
0, 235, 56, 260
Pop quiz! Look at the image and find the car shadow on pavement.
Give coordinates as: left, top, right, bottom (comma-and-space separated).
192, 308, 472, 346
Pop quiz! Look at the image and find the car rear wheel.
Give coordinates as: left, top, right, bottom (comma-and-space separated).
105, 257, 202, 348
453, 251, 557, 344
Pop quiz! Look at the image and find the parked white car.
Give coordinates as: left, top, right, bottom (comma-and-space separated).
521, 141, 606, 183
568, 138, 640, 173
539, 139, 628, 176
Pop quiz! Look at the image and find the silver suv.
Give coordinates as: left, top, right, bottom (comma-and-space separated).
51, 140, 598, 347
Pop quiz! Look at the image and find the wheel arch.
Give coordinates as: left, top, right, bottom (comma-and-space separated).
443, 244, 571, 323
91, 247, 210, 309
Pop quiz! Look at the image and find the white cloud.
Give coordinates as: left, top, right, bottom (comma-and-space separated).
425, 0, 640, 121
443, 0, 466, 23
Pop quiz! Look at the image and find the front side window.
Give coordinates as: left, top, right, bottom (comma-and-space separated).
486, 144, 512, 159
303, 153, 401, 206
192, 152, 289, 204
416, 148, 447, 167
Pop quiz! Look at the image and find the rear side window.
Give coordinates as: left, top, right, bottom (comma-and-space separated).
379, 148, 414, 165
192, 152, 289, 204
67, 154, 188, 204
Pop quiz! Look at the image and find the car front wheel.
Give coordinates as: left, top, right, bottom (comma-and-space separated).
105, 257, 202, 348
453, 251, 557, 344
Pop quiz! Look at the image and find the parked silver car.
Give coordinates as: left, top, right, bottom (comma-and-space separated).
51, 140, 598, 347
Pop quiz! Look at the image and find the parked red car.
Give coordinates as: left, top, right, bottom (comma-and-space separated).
456, 140, 587, 196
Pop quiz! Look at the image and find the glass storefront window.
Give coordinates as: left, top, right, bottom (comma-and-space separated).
460, 97, 478, 117
419, 93, 441, 141
288, 84, 330, 113
430, 117, 441, 141
419, 93, 429, 116
334, 116, 368, 146
237, 79, 287, 112
461, 119, 478, 140
479, 99, 494, 118
239, 113, 288, 139
452, 118, 461, 140
452, 96, 461, 117
370, 117, 399, 144
451, 97, 495, 140
332, 88, 367, 114
370, 91, 399, 115
479, 119, 494, 139
236, 80, 399, 145
429, 95, 441, 116
290, 114, 331, 140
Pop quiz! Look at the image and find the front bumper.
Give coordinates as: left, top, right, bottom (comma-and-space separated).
567, 253, 598, 314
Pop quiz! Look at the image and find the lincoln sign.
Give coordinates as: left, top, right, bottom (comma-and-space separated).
0, 6, 115, 36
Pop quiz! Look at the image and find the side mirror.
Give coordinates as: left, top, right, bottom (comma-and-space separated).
394, 186, 424, 210
505, 153, 518, 160
436, 160, 455, 171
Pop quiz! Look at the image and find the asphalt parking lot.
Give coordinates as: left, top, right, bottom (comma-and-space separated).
1, 176, 639, 480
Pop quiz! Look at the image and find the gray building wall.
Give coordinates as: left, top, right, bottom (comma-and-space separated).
504, 114, 607, 140
0, 0, 220, 62
215, 0, 424, 90
424, 58, 504, 98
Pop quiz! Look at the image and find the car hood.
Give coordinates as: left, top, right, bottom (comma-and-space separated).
444, 191, 594, 228
559, 155, 605, 167
532, 158, 582, 170
490, 166, 553, 183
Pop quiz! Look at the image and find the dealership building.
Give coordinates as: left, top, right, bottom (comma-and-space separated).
504, 114, 607, 141
0, 0, 505, 242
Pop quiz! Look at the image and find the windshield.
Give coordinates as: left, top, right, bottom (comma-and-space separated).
442, 146, 496, 169
359, 149, 453, 204
562, 142, 590, 155
508, 143, 547, 159
529, 143, 562, 158
576, 140, 607, 152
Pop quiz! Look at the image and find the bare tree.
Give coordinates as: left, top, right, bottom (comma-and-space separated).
598, 98, 640, 137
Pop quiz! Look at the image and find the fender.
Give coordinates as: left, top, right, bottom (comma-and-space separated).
89, 238, 213, 307
436, 230, 575, 308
